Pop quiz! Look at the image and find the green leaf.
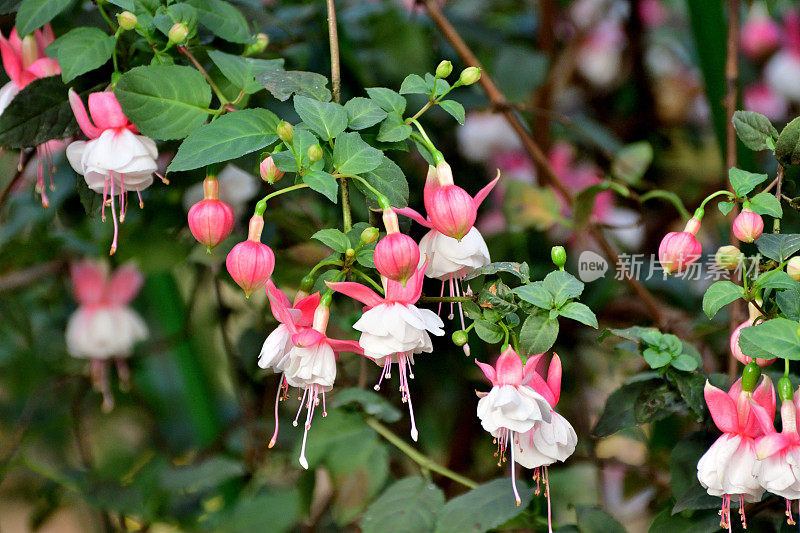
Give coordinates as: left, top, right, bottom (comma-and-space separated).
755, 233, 800, 262
208, 50, 283, 94
670, 353, 699, 372
610, 141, 653, 185
0, 0, 22, 14
512, 281, 552, 309
776, 116, 800, 166
15, 0, 71, 37
76, 173, 102, 217
153, 4, 198, 39
701, 280, 743, 319
575, 505, 626, 533
718, 201, 734, 215
257, 70, 331, 102
474, 320, 504, 344
634, 383, 684, 424
377, 113, 412, 142
592, 375, 661, 437
520, 311, 559, 355
572, 183, 612, 229
115, 65, 211, 140
0, 76, 84, 148
366, 87, 406, 114
332, 387, 402, 423
45, 27, 114, 83
739, 317, 800, 360
748, 191, 782, 218
542, 270, 584, 308
732, 110, 779, 151
399, 74, 429, 95
728, 167, 768, 197
643, 347, 672, 368
185, 0, 252, 44
434, 478, 533, 533
438, 100, 465, 124
344, 97, 387, 130
356, 157, 409, 207
304, 171, 339, 203
168, 108, 279, 172
558, 301, 598, 328
778, 286, 800, 320
293, 95, 347, 141
362, 478, 444, 533
464, 262, 530, 282
754, 269, 799, 291
666, 371, 705, 418
332, 132, 383, 175
159, 456, 245, 492
208, 488, 299, 533
311, 229, 349, 253
425, 73, 450, 97
106, 0, 133, 10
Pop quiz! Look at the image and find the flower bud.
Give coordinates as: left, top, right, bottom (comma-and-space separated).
732, 206, 764, 243
374, 232, 420, 285
117, 11, 138, 30
168, 22, 189, 45
551, 246, 567, 269
730, 319, 776, 367
741, 361, 762, 392
714, 245, 743, 270
428, 184, 476, 241
452, 330, 468, 346
188, 178, 235, 252
299, 274, 315, 293
778, 377, 794, 402
360, 226, 379, 245
459, 66, 481, 86
307, 144, 323, 163
657, 218, 702, 274
435, 60, 453, 78
226, 215, 276, 297
277, 121, 294, 143
259, 156, 284, 184
244, 33, 269, 56
787, 256, 800, 281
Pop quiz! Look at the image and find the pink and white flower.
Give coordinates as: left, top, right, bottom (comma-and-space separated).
328, 260, 444, 441
66, 260, 148, 411
258, 280, 320, 373
66, 90, 160, 255
765, 12, 800, 104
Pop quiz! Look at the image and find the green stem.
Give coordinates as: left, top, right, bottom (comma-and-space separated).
786, 358, 790, 378
419, 295, 475, 303
341, 178, 352, 232
498, 321, 510, 348
255, 184, 310, 215
178, 46, 228, 105
639, 190, 691, 220
336, 174, 391, 210
308, 259, 344, 278
351, 268, 385, 294
409, 119, 441, 162
95, 1, 117, 31
406, 101, 433, 124
699, 189, 735, 210
365, 417, 478, 489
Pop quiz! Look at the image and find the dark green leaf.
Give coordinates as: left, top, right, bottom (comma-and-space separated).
732, 110, 779, 152
159, 456, 245, 492
634, 384, 684, 424
718, 201, 734, 215
755, 233, 800, 262
311, 229, 349, 253
739, 317, 800, 360
520, 311, 559, 355
465, 261, 530, 282
512, 282, 553, 309
0, 0, 22, 14
754, 269, 799, 291
332, 388, 402, 423
15, 0, 71, 37
257, 69, 331, 102
702, 280, 743, 319
304, 170, 339, 203
356, 156, 408, 208
398, 73, 429, 95
332, 132, 383, 175
474, 320, 504, 344
558, 301, 598, 328
153, 3, 198, 39
377, 113, 412, 142
670, 353, 699, 372
366, 87, 406, 114
293, 95, 347, 141
643, 348, 672, 368
438, 100, 465, 124
434, 478, 533, 533
208, 50, 283, 94
542, 270, 584, 308
672, 483, 722, 514
45, 27, 114, 83
185, 0, 252, 44
728, 167, 768, 197
362, 478, 444, 533
575, 505, 626, 533
592, 375, 661, 437
776, 116, 800, 166
666, 371, 705, 418
344, 97, 387, 130
777, 286, 800, 320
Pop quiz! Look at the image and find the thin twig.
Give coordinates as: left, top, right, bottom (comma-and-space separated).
0, 260, 66, 292
326, 0, 341, 104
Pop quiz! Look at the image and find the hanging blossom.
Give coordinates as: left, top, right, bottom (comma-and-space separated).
0, 24, 62, 207
475, 346, 552, 506
515, 353, 577, 533
66, 90, 161, 255
696, 371, 775, 530
259, 282, 362, 468
327, 259, 444, 441
65, 260, 148, 411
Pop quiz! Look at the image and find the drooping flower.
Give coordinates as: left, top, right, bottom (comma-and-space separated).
66, 90, 160, 255
258, 280, 320, 375
373, 207, 420, 285
575, 20, 625, 89
226, 214, 275, 297
475, 347, 552, 506
741, 4, 782, 60
732, 206, 764, 243
327, 259, 444, 441
65, 260, 148, 411
765, 12, 800, 104
658, 217, 702, 274
188, 176, 235, 252
696, 374, 775, 529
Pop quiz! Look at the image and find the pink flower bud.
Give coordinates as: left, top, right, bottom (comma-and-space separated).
741, 11, 782, 60
787, 256, 800, 281
730, 319, 775, 367
260, 156, 284, 184
658, 218, 702, 274
732, 207, 763, 243
188, 178, 234, 252
427, 185, 477, 241
374, 208, 420, 284
226, 215, 275, 297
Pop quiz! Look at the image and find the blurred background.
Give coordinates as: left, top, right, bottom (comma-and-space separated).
2, 0, 800, 531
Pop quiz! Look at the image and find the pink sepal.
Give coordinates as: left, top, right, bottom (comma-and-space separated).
473, 173, 500, 209
68, 89, 102, 139
326, 281, 384, 308
105, 263, 143, 305
328, 338, 364, 355
394, 206, 433, 228
475, 360, 496, 382
704, 380, 738, 434
756, 432, 790, 460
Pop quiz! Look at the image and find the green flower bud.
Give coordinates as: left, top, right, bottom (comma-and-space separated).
551, 245, 567, 269
787, 256, 800, 282
741, 361, 762, 393
459, 66, 481, 86
307, 144, 323, 163
244, 33, 269, 56
299, 274, 315, 293
360, 226, 379, 246
168, 22, 189, 45
277, 121, 294, 144
435, 60, 453, 79
714, 245, 743, 270
117, 11, 138, 30
778, 377, 794, 402
345, 248, 356, 260
452, 330, 469, 346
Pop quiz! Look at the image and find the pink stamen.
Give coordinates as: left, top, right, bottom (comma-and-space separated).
298, 385, 317, 469
374, 358, 392, 391
155, 171, 168, 185
322, 389, 327, 417
545, 466, 553, 533
269, 375, 284, 448
109, 178, 118, 255
115, 358, 130, 392
438, 279, 445, 315
293, 386, 309, 427
738, 494, 747, 529
399, 355, 418, 441
101, 180, 108, 221
136, 187, 144, 208
448, 276, 455, 319
786, 499, 795, 525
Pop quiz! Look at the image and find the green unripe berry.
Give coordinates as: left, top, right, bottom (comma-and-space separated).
300, 274, 315, 293
778, 377, 794, 402
360, 226, 379, 246
117, 11, 137, 30
168, 22, 189, 45
452, 330, 469, 346
741, 361, 762, 393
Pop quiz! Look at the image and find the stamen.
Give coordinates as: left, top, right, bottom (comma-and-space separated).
293, 387, 309, 427
786, 499, 795, 525
298, 385, 317, 469
136, 187, 144, 208
448, 276, 455, 319
102, 180, 109, 221
155, 171, 169, 185
115, 358, 131, 392
545, 467, 553, 533
400, 355, 418, 441
438, 279, 445, 315
109, 178, 119, 255
509, 431, 522, 506
269, 376, 284, 448
739, 494, 747, 529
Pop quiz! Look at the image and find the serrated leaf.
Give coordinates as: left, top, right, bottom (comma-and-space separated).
755, 233, 800, 262
702, 280, 743, 319
512, 281, 552, 309
376, 113, 412, 142
398, 73, 429, 95
208, 50, 283, 94
438, 100, 465, 124
366, 87, 406, 114
45, 27, 115, 83
520, 311, 559, 355
304, 170, 338, 203
776, 116, 800, 166
332, 132, 383, 175
558, 301, 598, 328
732, 110, 779, 151
356, 156, 408, 207
728, 167, 768, 197
185, 0, 252, 44
748, 191, 782, 218
778, 286, 800, 320
344, 97, 386, 130
464, 261, 530, 282
115, 65, 211, 140
257, 69, 331, 102
311, 228, 349, 253
362, 478, 444, 533
754, 269, 799, 291
542, 270, 584, 308
15, 0, 71, 37
293, 95, 347, 141
434, 479, 533, 533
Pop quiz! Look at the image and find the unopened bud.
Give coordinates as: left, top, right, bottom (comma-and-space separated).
452, 330, 468, 346
741, 361, 762, 393
299, 274, 315, 293
345, 248, 356, 260
360, 226, 379, 245
244, 33, 269, 56
459, 66, 481, 86
307, 144, 323, 163
435, 60, 453, 79
277, 121, 294, 143
714, 245, 743, 270
168, 22, 189, 45
117, 11, 137, 30
259, 156, 284, 184
787, 257, 800, 282
732, 206, 764, 243
778, 377, 794, 402
551, 246, 566, 269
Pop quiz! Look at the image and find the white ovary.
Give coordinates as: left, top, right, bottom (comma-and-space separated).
283, 342, 337, 391
477, 384, 552, 435
514, 411, 578, 469
697, 434, 764, 501
0, 81, 20, 116
353, 303, 444, 364
66, 128, 158, 192
754, 447, 800, 500
258, 324, 293, 372
765, 51, 800, 103
418, 227, 490, 280
66, 307, 148, 359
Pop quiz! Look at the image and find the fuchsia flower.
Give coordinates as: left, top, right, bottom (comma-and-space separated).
66, 90, 160, 255
730, 318, 775, 367
373, 207, 420, 285
765, 11, 800, 104
188, 176, 234, 252
697, 375, 775, 530
66, 260, 148, 411
259, 155, 284, 184
744, 83, 788, 122
226, 214, 275, 297
475, 347, 552, 506
658, 217, 702, 274
741, 4, 782, 60
328, 259, 444, 441
259, 282, 362, 468
732, 206, 764, 243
